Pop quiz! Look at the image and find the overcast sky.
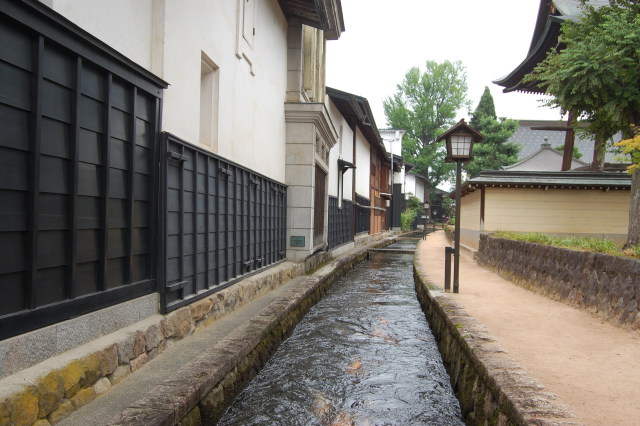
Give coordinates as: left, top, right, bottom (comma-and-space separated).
326, 0, 565, 129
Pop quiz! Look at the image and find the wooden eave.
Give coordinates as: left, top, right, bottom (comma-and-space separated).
278, 0, 344, 39
494, 0, 609, 94
327, 87, 387, 158
436, 119, 485, 143
493, 16, 565, 94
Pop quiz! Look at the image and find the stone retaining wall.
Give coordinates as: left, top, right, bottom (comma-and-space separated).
413, 259, 577, 425
0, 233, 395, 426
476, 234, 640, 329
0, 262, 305, 426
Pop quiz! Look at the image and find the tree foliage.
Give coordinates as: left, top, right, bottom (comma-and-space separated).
465, 87, 520, 178
527, 0, 640, 247
469, 87, 496, 129
383, 60, 470, 189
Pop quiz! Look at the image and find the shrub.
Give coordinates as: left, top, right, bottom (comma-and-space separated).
400, 208, 418, 231
491, 231, 638, 259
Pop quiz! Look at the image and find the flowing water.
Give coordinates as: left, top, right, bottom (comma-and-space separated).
219, 240, 463, 425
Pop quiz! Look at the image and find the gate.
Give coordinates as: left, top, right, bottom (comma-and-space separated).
162, 134, 287, 312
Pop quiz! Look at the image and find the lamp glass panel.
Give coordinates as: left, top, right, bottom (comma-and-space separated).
450, 134, 472, 158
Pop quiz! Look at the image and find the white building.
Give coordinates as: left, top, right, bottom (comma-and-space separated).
0, 0, 353, 406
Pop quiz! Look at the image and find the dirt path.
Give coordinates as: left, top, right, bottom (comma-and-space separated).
417, 231, 640, 426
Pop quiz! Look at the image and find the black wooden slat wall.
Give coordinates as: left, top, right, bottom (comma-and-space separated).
162, 134, 287, 312
327, 196, 353, 250
0, 1, 165, 339
354, 193, 370, 235
391, 183, 405, 229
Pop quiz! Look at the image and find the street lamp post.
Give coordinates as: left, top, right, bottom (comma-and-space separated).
436, 119, 484, 293
422, 200, 430, 240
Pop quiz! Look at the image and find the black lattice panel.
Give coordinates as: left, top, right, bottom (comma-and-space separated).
162, 134, 287, 312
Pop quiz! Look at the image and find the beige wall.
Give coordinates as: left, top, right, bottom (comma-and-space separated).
459, 190, 482, 249
460, 187, 630, 249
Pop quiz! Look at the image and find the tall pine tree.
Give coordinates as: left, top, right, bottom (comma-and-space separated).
465, 87, 520, 178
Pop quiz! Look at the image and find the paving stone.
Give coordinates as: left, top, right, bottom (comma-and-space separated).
71, 387, 96, 410
144, 324, 163, 351
130, 353, 149, 372
163, 308, 194, 339
93, 377, 112, 396
116, 333, 136, 364
190, 297, 213, 322
108, 365, 131, 386
132, 331, 146, 358
99, 345, 119, 376
48, 399, 73, 424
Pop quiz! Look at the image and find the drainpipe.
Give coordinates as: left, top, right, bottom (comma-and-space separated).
352, 122, 357, 237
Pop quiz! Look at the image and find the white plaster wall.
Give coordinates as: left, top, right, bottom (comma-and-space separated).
414, 178, 425, 201
326, 98, 354, 199
380, 129, 404, 193
354, 128, 370, 198
405, 173, 417, 197
379, 129, 403, 160
162, 0, 288, 182
45, 0, 289, 182
47, 0, 154, 70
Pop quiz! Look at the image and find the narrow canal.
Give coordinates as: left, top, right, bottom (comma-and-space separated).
219, 240, 463, 425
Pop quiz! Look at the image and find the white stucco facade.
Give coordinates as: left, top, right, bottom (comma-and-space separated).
326, 97, 355, 200
354, 127, 371, 198
45, 0, 289, 181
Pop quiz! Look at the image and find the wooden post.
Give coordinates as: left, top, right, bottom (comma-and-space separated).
561, 110, 576, 171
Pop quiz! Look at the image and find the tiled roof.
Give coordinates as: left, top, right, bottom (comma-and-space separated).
460, 170, 631, 196
508, 120, 622, 163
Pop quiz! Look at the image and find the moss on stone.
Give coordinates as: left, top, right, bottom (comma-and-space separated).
71, 387, 95, 410
36, 371, 64, 418
47, 399, 73, 424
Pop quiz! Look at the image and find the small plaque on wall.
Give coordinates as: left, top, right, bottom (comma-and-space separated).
290, 236, 305, 247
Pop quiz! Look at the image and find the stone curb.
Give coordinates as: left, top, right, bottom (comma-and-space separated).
413, 243, 583, 426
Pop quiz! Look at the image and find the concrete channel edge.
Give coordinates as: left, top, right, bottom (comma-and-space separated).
413, 245, 584, 426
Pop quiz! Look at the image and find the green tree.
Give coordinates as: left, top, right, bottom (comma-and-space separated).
383, 60, 470, 189
465, 87, 520, 178
469, 86, 496, 129
528, 0, 640, 247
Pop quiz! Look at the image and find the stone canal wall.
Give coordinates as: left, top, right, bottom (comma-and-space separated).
0, 261, 305, 425
113, 246, 378, 425
476, 234, 640, 329
0, 236, 394, 425
414, 260, 575, 425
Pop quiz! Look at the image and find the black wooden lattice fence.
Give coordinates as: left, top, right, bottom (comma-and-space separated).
162, 134, 287, 312
0, 0, 166, 339
327, 196, 353, 250
354, 193, 370, 235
